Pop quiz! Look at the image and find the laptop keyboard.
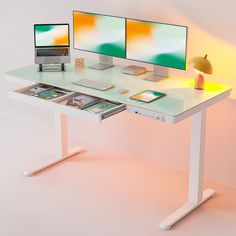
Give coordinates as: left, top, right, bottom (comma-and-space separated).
36, 48, 69, 57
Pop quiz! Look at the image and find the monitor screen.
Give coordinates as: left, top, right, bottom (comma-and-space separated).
73, 11, 126, 58
126, 19, 187, 70
34, 24, 70, 47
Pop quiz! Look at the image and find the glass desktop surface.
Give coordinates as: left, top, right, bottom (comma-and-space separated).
126, 19, 187, 70
73, 11, 126, 58
35, 25, 69, 47
5, 60, 231, 119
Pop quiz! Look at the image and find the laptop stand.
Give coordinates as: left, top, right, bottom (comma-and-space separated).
39, 63, 65, 72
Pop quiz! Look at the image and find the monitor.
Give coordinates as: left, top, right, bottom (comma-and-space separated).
126, 19, 187, 71
34, 24, 70, 48
73, 11, 126, 70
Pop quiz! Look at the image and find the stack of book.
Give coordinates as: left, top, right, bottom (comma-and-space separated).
22, 84, 71, 100
60, 93, 119, 113
23, 84, 118, 114
60, 93, 100, 109
84, 100, 119, 114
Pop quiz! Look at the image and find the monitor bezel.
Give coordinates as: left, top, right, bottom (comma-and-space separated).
34, 23, 70, 48
72, 10, 127, 59
125, 18, 188, 70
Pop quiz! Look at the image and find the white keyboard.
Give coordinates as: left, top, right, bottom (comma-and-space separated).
73, 79, 114, 91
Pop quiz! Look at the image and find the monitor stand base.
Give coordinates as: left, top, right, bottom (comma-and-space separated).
89, 55, 114, 70
144, 65, 169, 82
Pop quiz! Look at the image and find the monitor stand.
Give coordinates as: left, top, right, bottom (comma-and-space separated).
144, 65, 169, 82
89, 55, 114, 70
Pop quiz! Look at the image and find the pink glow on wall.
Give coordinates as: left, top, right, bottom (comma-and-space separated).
70, 0, 236, 188
1, 0, 236, 188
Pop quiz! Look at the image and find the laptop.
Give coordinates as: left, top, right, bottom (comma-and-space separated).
34, 23, 71, 70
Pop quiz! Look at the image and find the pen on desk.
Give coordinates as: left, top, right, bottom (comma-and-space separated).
120, 89, 129, 94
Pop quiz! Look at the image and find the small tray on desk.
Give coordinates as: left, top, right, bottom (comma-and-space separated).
8, 83, 126, 122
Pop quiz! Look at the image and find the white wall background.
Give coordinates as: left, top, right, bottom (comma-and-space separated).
1, 0, 236, 187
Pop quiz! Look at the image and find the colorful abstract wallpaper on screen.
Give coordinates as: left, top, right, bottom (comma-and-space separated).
73, 11, 126, 58
126, 19, 187, 70
35, 25, 69, 47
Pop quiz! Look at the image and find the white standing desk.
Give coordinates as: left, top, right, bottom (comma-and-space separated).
4, 60, 231, 230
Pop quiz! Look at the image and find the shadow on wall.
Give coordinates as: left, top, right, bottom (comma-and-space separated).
167, 0, 236, 46
206, 98, 236, 188
69, 97, 236, 188
163, 0, 236, 98
116, 0, 236, 98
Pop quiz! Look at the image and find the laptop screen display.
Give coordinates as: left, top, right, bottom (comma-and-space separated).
34, 24, 69, 47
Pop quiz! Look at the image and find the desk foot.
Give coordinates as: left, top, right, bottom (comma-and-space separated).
24, 147, 83, 177
159, 188, 215, 230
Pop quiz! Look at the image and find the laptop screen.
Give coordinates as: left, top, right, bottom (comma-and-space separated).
34, 24, 70, 47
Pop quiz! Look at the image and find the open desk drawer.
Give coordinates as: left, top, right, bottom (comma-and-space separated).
8, 83, 126, 122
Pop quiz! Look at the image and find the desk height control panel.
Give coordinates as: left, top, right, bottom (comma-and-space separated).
127, 105, 166, 122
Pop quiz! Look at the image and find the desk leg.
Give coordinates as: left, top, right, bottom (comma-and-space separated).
24, 112, 83, 176
160, 110, 215, 230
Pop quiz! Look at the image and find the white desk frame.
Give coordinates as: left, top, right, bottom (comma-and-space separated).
5, 62, 231, 230
23, 112, 83, 176
160, 109, 215, 229
25, 108, 215, 230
